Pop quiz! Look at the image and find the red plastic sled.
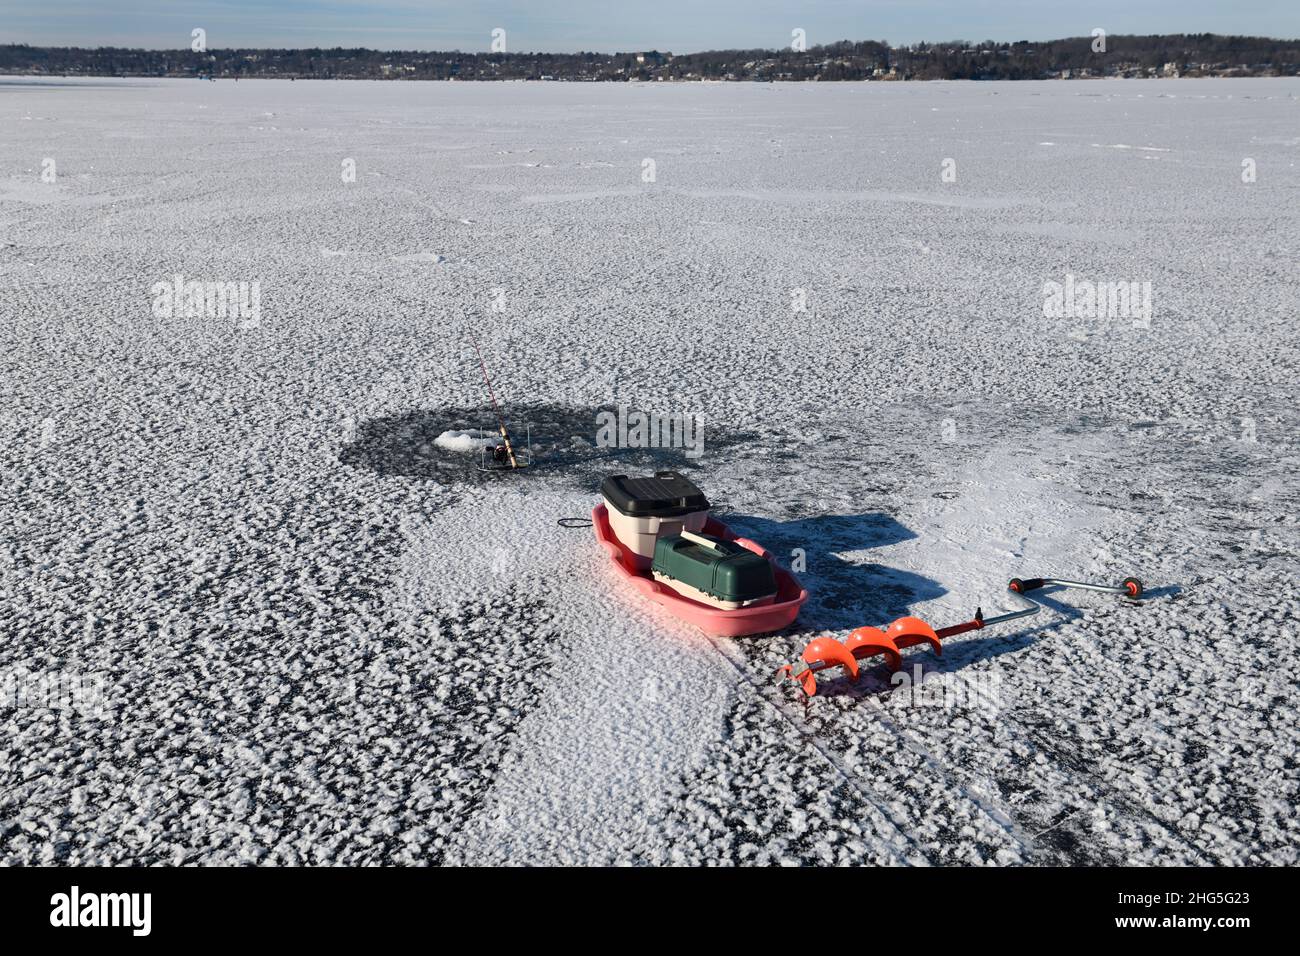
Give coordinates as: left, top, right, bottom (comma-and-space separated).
592, 503, 807, 637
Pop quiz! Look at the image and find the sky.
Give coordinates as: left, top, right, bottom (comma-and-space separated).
1, 0, 1297, 53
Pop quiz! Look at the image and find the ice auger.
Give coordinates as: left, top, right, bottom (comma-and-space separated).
775, 575, 1144, 697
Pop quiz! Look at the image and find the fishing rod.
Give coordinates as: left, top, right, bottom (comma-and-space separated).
469, 333, 522, 470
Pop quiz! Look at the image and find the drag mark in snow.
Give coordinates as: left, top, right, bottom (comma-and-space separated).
715, 624, 1037, 860
755, 431, 1125, 861
862, 694, 1037, 853
391, 252, 447, 264
1090, 143, 1171, 151
519, 187, 641, 204
399, 486, 733, 865
516, 186, 1036, 210
681, 187, 1036, 209
1009, 717, 1216, 864
707, 638, 928, 863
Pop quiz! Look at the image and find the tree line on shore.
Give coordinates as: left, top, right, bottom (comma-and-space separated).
2, 34, 1297, 81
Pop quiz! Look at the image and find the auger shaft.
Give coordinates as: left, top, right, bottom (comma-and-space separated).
935, 576, 1134, 637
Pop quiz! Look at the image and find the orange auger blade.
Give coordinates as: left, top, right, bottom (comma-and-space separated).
886, 616, 943, 656
778, 617, 946, 699
844, 626, 902, 672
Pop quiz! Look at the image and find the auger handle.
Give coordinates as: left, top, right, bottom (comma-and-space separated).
928, 575, 1144, 648
1013, 576, 1144, 599
1008, 577, 1045, 594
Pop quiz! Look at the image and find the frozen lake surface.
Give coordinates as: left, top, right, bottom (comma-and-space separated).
2, 77, 1298, 864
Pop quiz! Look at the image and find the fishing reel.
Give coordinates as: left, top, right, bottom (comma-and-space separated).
477, 424, 533, 472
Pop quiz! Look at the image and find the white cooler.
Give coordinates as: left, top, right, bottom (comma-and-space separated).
600, 472, 711, 571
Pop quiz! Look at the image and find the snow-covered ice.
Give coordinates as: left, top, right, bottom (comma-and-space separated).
1, 77, 1297, 865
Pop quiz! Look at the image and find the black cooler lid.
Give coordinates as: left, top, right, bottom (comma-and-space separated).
601, 472, 710, 518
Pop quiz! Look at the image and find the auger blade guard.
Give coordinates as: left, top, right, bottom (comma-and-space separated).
775, 663, 823, 696
886, 616, 942, 655
844, 626, 902, 672
775, 663, 818, 696
797, 668, 818, 697
801, 638, 858, 682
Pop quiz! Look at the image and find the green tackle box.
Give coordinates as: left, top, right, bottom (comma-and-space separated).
651, 531, 777, 607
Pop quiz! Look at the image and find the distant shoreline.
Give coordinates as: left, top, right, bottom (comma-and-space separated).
3, 34, 1297, 82
3, 73, 1296, 83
